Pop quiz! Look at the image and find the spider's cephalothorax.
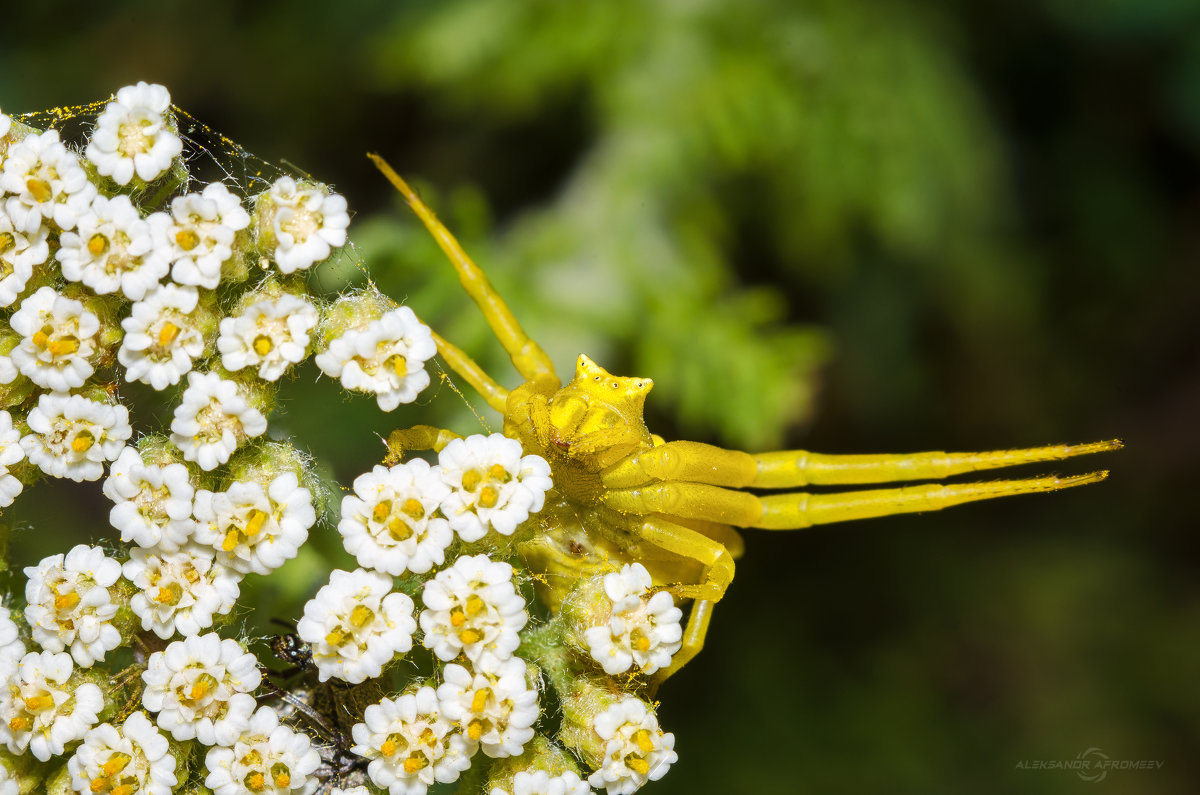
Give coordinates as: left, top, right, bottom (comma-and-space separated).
372, 155, 1120, 680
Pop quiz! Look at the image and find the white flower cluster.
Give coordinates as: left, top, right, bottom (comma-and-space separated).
0, 88, 698, 795
203, 706, 321, 795
140, 632, 262, 746
584, 563, 683, 677
316, 305, 436, 411
587, 698, 677, 795
23, 544, 122, 667
67, 711, 178, 795
491, 770, 593, 795
296, 568, 417, 684
338, 434, 553, 576
0, 650, 103, 761
341, 553, 542, 795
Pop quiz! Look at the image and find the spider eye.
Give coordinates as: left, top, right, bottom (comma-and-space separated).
594, 375, 601, 382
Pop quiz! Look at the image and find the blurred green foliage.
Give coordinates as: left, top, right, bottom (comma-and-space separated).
360, 0, 1026, 448
0, 0, 1196, 793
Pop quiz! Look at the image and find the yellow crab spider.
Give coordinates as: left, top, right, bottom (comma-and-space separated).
369, 154, 1120, 682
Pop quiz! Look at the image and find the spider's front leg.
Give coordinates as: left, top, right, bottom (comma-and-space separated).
370, 154, 560, 387
599, 438, 1120, 528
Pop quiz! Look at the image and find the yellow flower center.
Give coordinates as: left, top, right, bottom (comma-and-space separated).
54, 590, 81, 611
470, 687, 491, 714
26, 177, 52, 203
88, 233, 109, 257
461, 469, 483, 492
349, 604, 374, 628
158, 321, 181, 347
71, 431, 96, 454
388, 517, 414, 541
187, 672, 218, 703
175, 228, 200, 251
478, 485, 500, 509
243, 770, 266, 792
101, 752, 132, 776
253, 335, 274, 356
155, 582, 183, 605
270, 763, 292, 789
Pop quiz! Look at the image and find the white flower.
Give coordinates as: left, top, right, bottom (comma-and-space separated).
0, 650, 103, 761
315, 306, 436, 411
124, 545, 242, 639
438, 654, 538, 759
141, 632, 261, 745
169, 371, 268, 470
204, 706, 321, 795
0, 108, 8, 140
67, 711, 177, 795
9, 285, 100, 391
0, 356, 14, 386
419, 554, 527, 663
0, 606, 25, 668
438, 434, 552, 542
296, 568, 417, 684
583, 564, 682, 677
337, 459, 453, 576
21, 392, 131, 482
350, 687, 472, 795
23, 544, 123, 667
103, 446, 196, 550
0, 410, 25, 508
58, 194, 171, 300
164, 182, 251, 288
218, 293, 318, 380
0, 204, 49, 306
491, 770, 592, 795
264, 177, 349, 273
329, 788, 370, 795
0, 129, 97, 232
586, 698, 676, 795
86, 81, 182, 186
0, 764, 15, 795
118, 283, 207, 390
192, 473, 315, 575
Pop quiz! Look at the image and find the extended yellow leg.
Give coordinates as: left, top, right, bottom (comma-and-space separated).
430, 330, 509, 413
385, 425, 463, 465
600, 438, 1122, 489
755, 471, 1110, 529
369, 154, 560, 386
752, 439, 1123, 488
634, 517, 735, 681
656, 599, 713, 682
601, 469, 1109, 529
636, 517, 735, 603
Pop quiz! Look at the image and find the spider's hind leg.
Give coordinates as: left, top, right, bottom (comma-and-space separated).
370, 154, 559, 386
636, 516, 736, 681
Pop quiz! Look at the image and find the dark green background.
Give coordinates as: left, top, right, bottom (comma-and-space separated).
1, 1, 1196, 793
